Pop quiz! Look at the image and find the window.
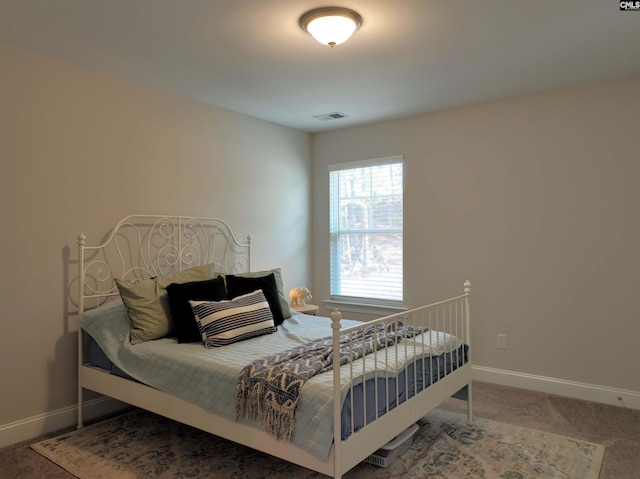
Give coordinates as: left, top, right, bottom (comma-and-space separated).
329, 157, 403, 304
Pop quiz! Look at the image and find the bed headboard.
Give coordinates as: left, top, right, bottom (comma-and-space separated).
78, 215, 251, 313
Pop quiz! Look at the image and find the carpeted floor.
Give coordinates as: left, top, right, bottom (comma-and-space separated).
2, 381, 640, 478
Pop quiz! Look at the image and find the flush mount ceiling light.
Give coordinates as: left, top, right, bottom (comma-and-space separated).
299, 7, 363, 47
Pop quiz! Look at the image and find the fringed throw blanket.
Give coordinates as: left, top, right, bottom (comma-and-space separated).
235, 322, 423, 441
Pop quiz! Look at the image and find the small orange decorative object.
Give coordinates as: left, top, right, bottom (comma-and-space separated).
289, 287, 312, 306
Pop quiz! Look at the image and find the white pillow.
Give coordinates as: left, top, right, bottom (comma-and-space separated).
190, 289, 276, 348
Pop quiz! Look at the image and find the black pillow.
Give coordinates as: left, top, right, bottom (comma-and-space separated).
225, 273, 285, 326
166, 277, 227, 343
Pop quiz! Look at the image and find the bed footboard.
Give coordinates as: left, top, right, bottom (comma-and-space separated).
330, 281, 472, 477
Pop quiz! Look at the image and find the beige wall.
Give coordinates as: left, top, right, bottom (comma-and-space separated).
0, 43, 311, 427
311, 76, 640, 392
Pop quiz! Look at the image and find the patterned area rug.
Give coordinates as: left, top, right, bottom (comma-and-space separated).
32, 408, 604, 479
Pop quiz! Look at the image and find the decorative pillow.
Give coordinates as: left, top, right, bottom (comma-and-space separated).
230, 268, 292, 319
190, 289, 276, 347
116, 263, 214, 344
166, 277, 228, 343
225, 273, 285, 326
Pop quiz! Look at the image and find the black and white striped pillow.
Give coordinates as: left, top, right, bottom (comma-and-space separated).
189, 289, 276, 347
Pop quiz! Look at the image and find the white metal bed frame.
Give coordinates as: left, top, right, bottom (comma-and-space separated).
76, 214, 472, 479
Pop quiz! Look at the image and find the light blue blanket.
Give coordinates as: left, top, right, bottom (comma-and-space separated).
78, 298, 462, 460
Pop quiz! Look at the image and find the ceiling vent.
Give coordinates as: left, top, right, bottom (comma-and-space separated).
313, 112, 349, 121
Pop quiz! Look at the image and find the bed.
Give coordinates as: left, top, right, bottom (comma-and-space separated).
76, 214, 472, 478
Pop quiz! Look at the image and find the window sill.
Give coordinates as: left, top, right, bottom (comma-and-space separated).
321, 299, 406, 317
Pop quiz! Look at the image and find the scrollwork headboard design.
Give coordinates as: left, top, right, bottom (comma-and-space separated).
78, 215, 251, 313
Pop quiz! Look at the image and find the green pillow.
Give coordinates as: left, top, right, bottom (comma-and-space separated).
116, 263, 214, 344
227, 268, 292, 319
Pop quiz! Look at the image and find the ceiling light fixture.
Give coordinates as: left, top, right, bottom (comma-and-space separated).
299, 7, 363, 47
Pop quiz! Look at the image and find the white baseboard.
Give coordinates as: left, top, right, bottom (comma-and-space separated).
473, 365, 640, 410
0, 397, 128, 449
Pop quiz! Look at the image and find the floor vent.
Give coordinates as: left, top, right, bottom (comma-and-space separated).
313, 112, 349, 121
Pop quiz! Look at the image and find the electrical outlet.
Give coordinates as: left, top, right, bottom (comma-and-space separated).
497, 334, 507, 350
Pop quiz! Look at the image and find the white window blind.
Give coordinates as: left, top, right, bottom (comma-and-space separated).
329, 157, 403, 303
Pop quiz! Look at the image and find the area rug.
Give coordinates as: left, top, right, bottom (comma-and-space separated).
32, 408, 604, 479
